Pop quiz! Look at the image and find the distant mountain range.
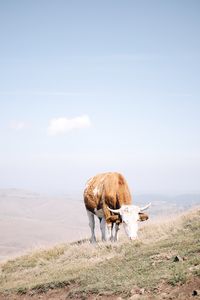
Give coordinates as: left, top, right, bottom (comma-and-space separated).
134, 193, 200, 217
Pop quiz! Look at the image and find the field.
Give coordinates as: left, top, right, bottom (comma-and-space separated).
1, 189, 199, 261
0, 208, 199, 299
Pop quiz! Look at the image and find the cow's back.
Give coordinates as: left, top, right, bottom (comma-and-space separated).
84, 172, 132, 213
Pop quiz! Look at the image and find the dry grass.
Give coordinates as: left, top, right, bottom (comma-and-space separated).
0, 208, 199, 298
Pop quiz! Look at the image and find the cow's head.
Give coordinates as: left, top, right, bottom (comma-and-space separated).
107, 203, 151, 240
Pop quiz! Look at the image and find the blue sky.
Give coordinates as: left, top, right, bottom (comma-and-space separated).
0, 0, 200, 195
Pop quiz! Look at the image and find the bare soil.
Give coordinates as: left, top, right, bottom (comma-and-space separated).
0, 276, 200, 300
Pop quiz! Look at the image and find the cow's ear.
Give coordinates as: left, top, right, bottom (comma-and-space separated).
138, 212, 149, 222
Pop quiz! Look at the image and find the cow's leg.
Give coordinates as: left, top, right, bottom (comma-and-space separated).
87, 210, 96, 243
113, 223, 120, 242
110, 223, 115, 241
107, 223, 112, 241
99, 218, 113, 242
99, 217, 107, 241
110, 223, 120, 242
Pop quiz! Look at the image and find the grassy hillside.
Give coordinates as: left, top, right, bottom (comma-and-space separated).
0, 208, 200, 299
1, 189, 199, 262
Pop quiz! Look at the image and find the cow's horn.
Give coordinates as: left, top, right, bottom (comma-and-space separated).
140, 202, 151, 211
107, 206, 121, 214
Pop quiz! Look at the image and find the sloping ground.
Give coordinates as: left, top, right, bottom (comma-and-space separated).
0, 209, 199, 299
1, 189, 199, 262
0, 190, 89, 261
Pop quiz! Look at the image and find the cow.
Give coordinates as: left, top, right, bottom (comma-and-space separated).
84, 172, 151, 242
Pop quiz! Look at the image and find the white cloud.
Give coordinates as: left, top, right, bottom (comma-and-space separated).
10, 121, 26, 131
47, 115, 91, 136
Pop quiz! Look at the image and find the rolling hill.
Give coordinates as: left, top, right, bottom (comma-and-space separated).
0, 207, 199, 299
0, 189, 200, 262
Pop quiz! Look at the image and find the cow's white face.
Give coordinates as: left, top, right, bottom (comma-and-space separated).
119, 205, 140, 240
108, 203, 151, 240
107, 202, 151, 240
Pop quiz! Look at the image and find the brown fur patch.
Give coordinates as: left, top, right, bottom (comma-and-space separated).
139, 212, 149, 221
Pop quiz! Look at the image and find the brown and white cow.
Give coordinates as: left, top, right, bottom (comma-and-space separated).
84, 172, 151, 242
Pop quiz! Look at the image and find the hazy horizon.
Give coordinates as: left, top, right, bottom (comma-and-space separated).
0, 1, 200, 195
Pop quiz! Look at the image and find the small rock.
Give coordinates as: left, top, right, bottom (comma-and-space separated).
192, 290, 200, 296
173, 255, 183, 262
139, 288, 145, 295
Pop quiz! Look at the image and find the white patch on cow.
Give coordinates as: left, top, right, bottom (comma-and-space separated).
93, 186, 99, 196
